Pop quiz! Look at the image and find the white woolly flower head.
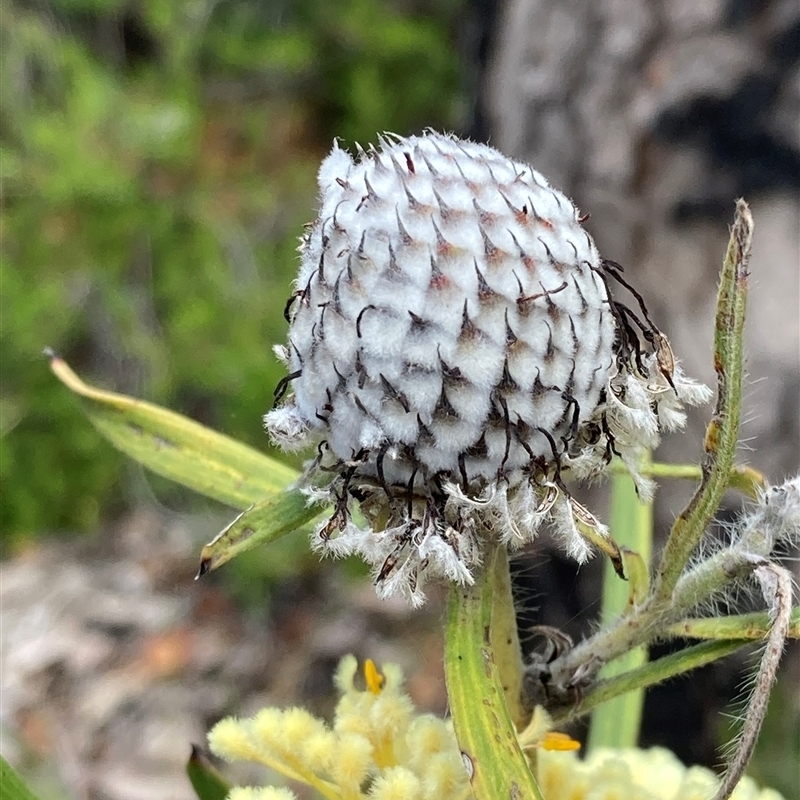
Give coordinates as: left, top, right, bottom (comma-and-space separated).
265, 131, 709, 604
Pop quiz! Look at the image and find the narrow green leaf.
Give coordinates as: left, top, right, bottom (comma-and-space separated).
198, 489, 323, 575
444, 545, 545, 800
655, 201, 752, 598
587, 466, 652, 751
49, 352, 299, 510
0, 755, 42, 800
187, 745, 231, 800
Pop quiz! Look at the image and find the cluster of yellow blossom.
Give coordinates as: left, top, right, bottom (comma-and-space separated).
538, 747, 784, 800
209, 657, 784, 800
208, 655, 471, 800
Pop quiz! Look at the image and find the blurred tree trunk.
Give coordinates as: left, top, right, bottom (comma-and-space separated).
477, 0, 800, 770
482, 0, 799, 471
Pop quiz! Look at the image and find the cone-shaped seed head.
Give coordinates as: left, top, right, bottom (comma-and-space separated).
269, 132, 614, 485
265, 131, 710, 604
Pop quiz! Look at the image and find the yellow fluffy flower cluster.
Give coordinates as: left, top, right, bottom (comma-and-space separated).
537, 747, 785, 800
209, 656, 784, 800
208, 655, 471, 800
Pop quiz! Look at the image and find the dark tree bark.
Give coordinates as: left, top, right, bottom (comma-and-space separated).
482, 0, 799, 473
478, 0, 800, 771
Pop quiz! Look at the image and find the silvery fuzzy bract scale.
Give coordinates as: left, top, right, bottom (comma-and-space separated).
270, 132, 614, 480
265, 131, 709, 605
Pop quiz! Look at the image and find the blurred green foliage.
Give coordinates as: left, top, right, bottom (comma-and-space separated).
1, 0, 463, 539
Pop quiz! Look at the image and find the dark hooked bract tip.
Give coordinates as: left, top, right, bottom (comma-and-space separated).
195, 558, 212, 579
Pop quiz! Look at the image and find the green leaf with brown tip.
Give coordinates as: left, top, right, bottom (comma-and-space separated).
48, 352, 298, 510
187, 745, 230, 800
444, 544, 545, 800
198, 489, 324, 575
655, 200, 752, 598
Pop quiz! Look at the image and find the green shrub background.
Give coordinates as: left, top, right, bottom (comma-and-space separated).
1, 0, 463, 539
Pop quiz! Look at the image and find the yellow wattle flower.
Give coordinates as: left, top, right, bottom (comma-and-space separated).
209, 655, 471, 800
537, 747, 785, 800
209, 657, 783, 800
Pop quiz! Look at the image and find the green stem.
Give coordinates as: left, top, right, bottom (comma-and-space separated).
586, 463, 653, 751
668, 549, 756, 621
548, 546, 758, 698
490, 547, 527, 731
550, 639, 748, 728
444, 544, 544, 800
667, 607, 800, 641
607, 462, 766, 499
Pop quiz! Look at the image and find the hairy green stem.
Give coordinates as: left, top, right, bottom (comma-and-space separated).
667, 607, 800, 640
713, 562, 794, 800
490, 547, 527, 730
550, 639, 747, 728
551, 203, 756, 707
548, 548, 757, 694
